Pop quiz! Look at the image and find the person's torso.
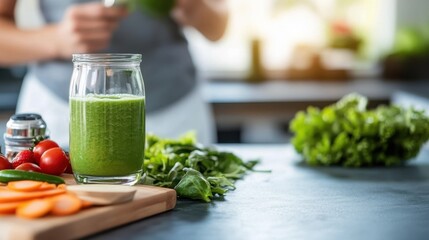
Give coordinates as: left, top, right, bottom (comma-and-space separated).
30, 0, 196, 112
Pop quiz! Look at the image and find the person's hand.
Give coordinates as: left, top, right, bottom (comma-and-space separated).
173, 0, 203, 27
172, 0, 228, 41
54, 2, 127, 59
173, 0, 221, 27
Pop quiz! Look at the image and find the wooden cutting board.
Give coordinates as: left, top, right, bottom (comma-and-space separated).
0, 175, 177, 240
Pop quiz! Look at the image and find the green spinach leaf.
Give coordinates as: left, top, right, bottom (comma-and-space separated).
142, 133, 259, 202
174, 168, 212, 203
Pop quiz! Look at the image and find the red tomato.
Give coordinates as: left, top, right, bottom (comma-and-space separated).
64, 161, 73, 174
33, 139, 59, 164
39, 147, 68, 176
15, 163, 42, 172
64, 152, 73, 174
0, 155, 12, 170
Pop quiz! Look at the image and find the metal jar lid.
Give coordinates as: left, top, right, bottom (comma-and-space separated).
4, 113, 48, 140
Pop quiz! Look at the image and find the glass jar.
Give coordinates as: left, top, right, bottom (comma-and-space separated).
3, 113, 49, 161
69, 54, 145, 185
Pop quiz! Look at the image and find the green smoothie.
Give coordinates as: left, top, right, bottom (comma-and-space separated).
70, 94, 145, 176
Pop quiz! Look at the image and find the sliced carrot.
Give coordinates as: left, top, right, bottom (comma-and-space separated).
57, 184, 67, 190
38, 182, 56, 191
16, 199, 53, 219
51, 194, 82, 216
0, 188, 66, 203
80, 199, 93, 209
0, 201, 25, 214
7, 181, 43, 192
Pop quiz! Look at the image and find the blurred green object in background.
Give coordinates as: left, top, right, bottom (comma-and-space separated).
136, 0, 175, 17
106, 0, 175, 17
381, 26, 429, 79
392, 27, 428, 57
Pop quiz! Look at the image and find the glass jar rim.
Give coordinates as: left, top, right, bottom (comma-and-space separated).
72, 54, 142, 63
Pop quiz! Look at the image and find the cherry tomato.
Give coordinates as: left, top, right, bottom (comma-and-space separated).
33, 139, 59, 164
39, 147, 68, 176
15, 162, 42, 172
0, 155, 12, 170
64, 152, 73, 174
65, 161, 73, 174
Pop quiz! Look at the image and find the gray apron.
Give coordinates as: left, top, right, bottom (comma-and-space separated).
30, 0, 196, 112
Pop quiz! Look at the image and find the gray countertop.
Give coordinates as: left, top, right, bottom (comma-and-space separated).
86, 144, 429, 240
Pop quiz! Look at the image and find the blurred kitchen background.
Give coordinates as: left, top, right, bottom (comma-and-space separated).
1, 0, 429, 146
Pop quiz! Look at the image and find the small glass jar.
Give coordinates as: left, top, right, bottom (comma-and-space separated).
3, 113, 49, 161
69, 54, 146, 185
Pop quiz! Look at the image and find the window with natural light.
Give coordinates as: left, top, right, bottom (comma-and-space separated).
186, 0, 396, 79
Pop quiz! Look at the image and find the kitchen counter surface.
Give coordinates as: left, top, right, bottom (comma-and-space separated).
86, 144, 429, 240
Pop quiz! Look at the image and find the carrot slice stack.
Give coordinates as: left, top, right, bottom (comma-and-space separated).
0, 180, 96, 218
16, 199, 53, 219
0, 202, 24, 214
0, 188, 66, 203
38, 182, 57, 191
51, 194, 82, 216
7, 181, 43, 192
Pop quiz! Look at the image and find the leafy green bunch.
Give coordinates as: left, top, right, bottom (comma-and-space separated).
142, 133, 258, 202
290, 94, 429, 167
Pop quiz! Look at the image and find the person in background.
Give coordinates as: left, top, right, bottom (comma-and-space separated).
0, 0, 228, 147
